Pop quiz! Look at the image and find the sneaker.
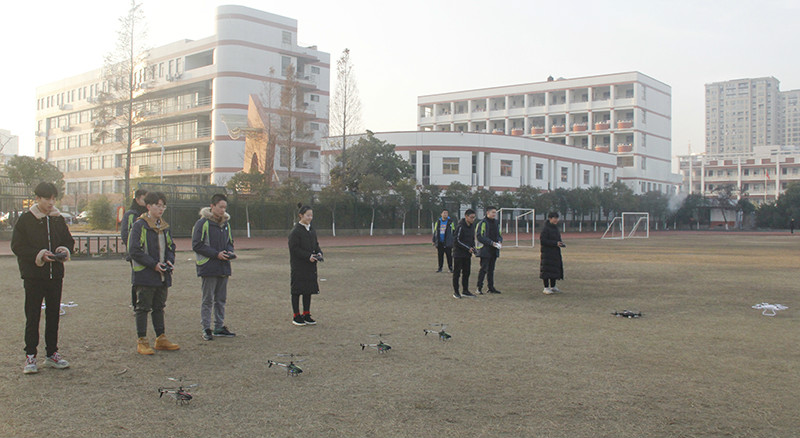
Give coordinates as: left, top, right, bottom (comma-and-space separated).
461, 290, 476, 297
213, 326, 236, 337
448, 269, 453, 273
543, 287, 554, 295
292, 315, 306, 326
303, 314, 316, 325
23, 355, 38, 374
435, 269, 442, 273
488, 289, 502, 294
477, 287, 484, 295
452, 292, 462, 299
203, 329, 214, 341
44, 352, 70, 369
550, 286, 562, 294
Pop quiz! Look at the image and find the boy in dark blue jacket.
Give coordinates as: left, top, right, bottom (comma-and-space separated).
128, 192, 179, 355
120, 189, 147, 308
192, 194, 235, 341
432, 209, 455, 273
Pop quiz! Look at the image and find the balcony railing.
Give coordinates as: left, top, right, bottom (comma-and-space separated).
136, 158, 211, 174
135, 96, 213, 119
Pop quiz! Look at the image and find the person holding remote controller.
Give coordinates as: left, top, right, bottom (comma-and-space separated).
192, 193, 236, 341
288, 203, 323, 326
128, 192, 179, 355
12, 182, 74, 374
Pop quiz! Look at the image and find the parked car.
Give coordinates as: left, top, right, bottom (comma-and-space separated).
76, 210, 90, 223
60, 212, 75, 224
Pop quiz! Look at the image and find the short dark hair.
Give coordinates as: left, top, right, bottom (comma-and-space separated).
441, 208, 448, 213
297, 202, 312, 216
134, 189, 148, 199
464, 208, 476, 217
34, 182, 58, 199
548, 211, 559, 219
485, 206, 497, 212
211, 193, 228, 205
144, 192, 167, 206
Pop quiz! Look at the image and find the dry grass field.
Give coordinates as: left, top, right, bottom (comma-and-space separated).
0, 234, 797, 437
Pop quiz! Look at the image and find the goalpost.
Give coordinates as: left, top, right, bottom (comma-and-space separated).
497, 208, 535, 247
602, 212, 650, 239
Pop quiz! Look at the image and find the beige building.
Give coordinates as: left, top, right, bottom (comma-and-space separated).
705, 77, 800, 155
34, 5, 329, 204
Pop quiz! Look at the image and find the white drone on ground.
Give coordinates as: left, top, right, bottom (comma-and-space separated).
751, 302, 788, 316
41, 301, 78, 315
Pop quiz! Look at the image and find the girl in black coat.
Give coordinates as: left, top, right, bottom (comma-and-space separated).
539, 212, 565, 294
288, 204, 323, 326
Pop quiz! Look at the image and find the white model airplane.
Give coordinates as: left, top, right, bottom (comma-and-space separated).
41, 301, 78, 315
751, 302, 788, 316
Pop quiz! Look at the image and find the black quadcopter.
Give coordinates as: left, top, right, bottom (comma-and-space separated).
612, 310, 643, 318
158, 377, 198, 405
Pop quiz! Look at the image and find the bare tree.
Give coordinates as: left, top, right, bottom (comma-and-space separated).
93, 0, 148, 198
277, 63, 314, 180
329, 48, 362, 172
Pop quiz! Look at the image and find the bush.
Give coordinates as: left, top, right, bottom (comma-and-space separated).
88, 196, 115, 230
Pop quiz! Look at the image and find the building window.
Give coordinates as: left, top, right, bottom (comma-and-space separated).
310, 122, 319, 131
282, 31, 292, 45
604, 172, 610, 186
561, 167, 568, 182
310, 95, 319, 102
500, 160, 513, 177
535, 163, 543, 180
279, 147, 290, 168
281, 56, 291, 76
583, 169, 590, 185
311, 66, 320, 74
443, 157, 459, 175
641, 156, 647, 170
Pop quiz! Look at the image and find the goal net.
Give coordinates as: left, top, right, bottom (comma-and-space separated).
622, 212, 649, 238
497, 208, 535, 247
602, 212, 649, 239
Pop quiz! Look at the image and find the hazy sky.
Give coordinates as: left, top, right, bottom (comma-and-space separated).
2, 0, 799, 165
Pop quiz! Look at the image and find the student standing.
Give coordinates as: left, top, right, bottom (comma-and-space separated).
12, 182, 74, 374
128, 192, 180, 354
476, 206, 503, 294
121, 189, 147, 309
288, 204, 323, 326
192, 194, 236, 341
452, 209, 477, 299
432, 209, 455, 273
540, 212, 566, 295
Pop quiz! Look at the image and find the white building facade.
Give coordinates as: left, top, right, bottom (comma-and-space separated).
417, 72, 679, 194
322, 131, 618, 192
35, 5, 329, 200
678, 145, 800, 204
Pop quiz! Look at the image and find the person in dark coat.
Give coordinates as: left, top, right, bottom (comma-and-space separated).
128, 192, 179, 355
12, 182, 74, 374
192, 193, 236, 341
452, 209, 478, 299
121, 189, 147, 308
540, 211, 565, 295
288, 203, 323, 326
432, 209, 455, 273
476, 206, 503, 294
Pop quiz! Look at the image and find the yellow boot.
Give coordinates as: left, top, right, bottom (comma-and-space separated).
154, 334, 180, 351
137, 337, 154, 355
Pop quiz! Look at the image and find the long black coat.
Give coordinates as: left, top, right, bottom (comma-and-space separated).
539, 221, 563, 280
288, 223, 322, 295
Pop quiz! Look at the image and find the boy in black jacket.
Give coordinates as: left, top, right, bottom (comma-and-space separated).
121, 189, 147, 309
12, 182, 74, 374
452, 209, 477, 299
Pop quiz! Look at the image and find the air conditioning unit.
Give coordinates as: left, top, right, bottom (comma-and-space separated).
61, 125, 72, 132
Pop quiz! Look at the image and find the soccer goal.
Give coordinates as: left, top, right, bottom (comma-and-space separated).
601, 212, 650, 239
497, 208, 535, 247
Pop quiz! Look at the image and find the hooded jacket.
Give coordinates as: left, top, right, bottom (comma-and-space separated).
128, 213, 175, 287
453, 218, 476, 258
432, 216, 455, 248
192, 207, 234, 277
476, 216, 503, 258
11, 204, 74, 280
120, 199, 147, 252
